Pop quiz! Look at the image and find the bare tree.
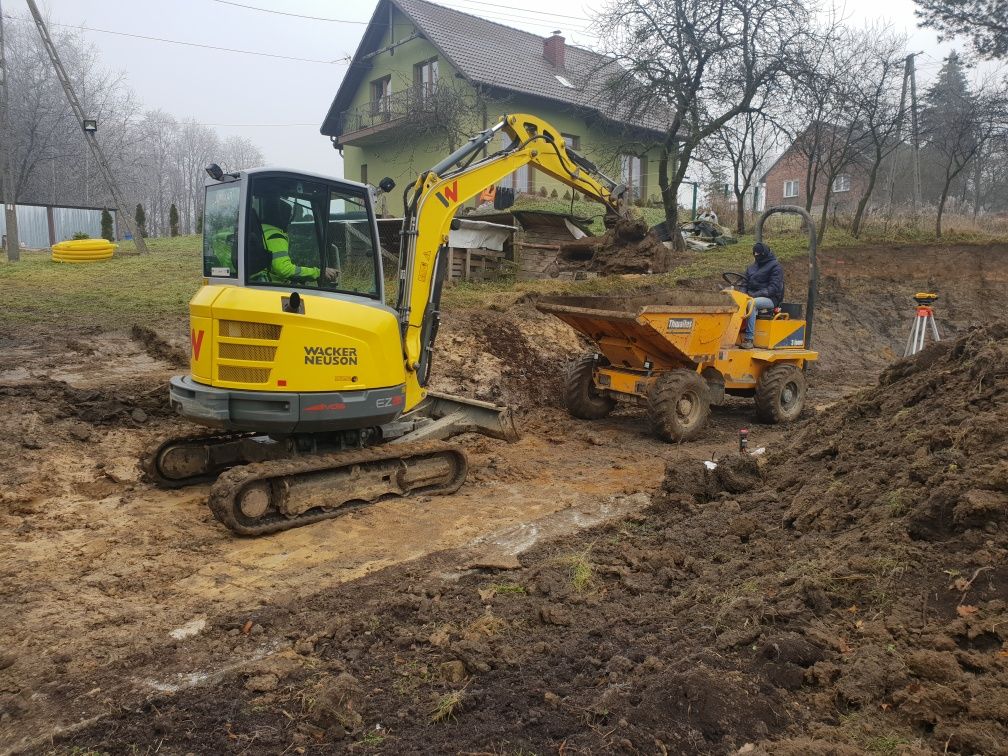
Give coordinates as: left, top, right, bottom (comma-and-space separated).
220, 135, 264, 173
595, 0, 810, 250
922, 69, 1007, 237
786, 25, 883, 238
849, 29, 908, 237
710, 107, 784, 233
2, 12, 266, 239
173, 120, 220, 234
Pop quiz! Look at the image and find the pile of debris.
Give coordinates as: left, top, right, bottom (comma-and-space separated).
553, 217, 675, 275
651, 218, 739, 251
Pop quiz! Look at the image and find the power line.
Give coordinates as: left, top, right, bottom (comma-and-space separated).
209, 0, 592, 29
437, 1, 593, 33
2, 14, 349, 64
208, 0, 368, 24
440, 0, 592, 23
198, 122, 319, 127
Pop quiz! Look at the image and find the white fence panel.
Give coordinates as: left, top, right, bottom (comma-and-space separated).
54, 207, 105, 242
0, 205, 49, 248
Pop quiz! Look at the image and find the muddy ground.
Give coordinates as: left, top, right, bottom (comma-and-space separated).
0, 243, 1005, 754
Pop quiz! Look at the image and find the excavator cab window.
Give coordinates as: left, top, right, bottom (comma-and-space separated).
203, 183, 240, 278
245, 175, 380, 299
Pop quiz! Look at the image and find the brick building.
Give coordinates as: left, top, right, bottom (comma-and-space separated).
760, 125, 872, 214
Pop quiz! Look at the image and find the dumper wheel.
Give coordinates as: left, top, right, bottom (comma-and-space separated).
755, 364, 807, 423
647, 369, 710, 442
565, 353, 616, 420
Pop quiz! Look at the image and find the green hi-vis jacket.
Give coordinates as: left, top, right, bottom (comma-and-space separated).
262, 222, 320, 281
211, 230, 236, 274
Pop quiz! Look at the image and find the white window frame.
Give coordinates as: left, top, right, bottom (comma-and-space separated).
832, 174, 851, 193
783, 180, 799, 198
415, 58, 439, 96
561, 133, 580, 150
620, 154, 643, 201
369, 76, 391, 116
498, 132, 532, 192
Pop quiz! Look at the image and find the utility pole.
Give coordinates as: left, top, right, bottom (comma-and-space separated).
25, 0, 147, 253
908, 54, 922, 213
0, 0, 20, 262
887, 55, 911, 208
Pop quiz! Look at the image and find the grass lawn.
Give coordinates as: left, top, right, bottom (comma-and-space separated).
0, 220, 1003, 331
0, 236, 202, 329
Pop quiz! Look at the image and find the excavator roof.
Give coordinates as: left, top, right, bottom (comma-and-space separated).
239, 166, 370, 192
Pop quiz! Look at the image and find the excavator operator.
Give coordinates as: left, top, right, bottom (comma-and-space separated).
260, 196, 338, 285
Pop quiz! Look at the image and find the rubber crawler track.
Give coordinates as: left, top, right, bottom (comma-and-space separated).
141, 431, 258, 489
208, 440, 469, 536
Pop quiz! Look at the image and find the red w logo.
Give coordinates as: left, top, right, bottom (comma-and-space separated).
191, 328, 205, 360
443, 180, 459, 203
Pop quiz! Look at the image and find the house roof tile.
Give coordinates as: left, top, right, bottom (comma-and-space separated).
320, 0, 665, 139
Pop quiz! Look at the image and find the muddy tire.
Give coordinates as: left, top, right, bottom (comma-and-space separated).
647, 369, 710, 442
564, 354, 616, 420
755, 364, 807, 424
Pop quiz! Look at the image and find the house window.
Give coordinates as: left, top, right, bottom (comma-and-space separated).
620, 154, 643, 201
360, 164, 367, 184
498, 132, 532, 193
833, 174, 851, 193
370, 76, 391, 115
783, 180, 799, 198
561, 133, 580, 150
415, 58, 438, 96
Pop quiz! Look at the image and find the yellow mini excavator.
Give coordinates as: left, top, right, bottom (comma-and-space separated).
145, 113, 629, 535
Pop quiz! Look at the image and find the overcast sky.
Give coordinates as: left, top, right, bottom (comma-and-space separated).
10, 0, 988, 177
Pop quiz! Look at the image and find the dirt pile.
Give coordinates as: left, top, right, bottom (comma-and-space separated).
0, 377, 174, 444
556, 218, 679, 275
430, 307, 585, 410
663, 320, 1008, 752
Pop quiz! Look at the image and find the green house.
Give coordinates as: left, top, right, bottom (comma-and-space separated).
320, 0, 665, 208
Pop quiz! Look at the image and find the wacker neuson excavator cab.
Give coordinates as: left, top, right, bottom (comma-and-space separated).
145, 113, 632, 535
538, 206, 820, 442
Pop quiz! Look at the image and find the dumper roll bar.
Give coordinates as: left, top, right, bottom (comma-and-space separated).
755, 205, 818, 351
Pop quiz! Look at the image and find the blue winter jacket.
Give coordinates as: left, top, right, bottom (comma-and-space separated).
745, 249, 784, 306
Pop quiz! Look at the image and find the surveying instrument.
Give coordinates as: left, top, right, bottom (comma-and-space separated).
903, 292, 941, 357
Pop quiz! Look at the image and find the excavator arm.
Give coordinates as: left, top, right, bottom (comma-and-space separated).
396, 113, 629, 407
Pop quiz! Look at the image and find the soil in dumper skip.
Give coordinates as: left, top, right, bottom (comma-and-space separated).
55, 322, 1008, 754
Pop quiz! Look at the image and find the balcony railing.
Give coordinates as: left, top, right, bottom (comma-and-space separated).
336, 83, 447, 138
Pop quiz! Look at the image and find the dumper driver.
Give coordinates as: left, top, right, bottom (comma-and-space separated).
259, 197, 338, 285
741, 241, 784, 349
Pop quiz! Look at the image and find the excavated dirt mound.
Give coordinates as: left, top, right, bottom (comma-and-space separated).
555, 218, 682, 275
51, 321, 1007, 755
430, 306, 586, 411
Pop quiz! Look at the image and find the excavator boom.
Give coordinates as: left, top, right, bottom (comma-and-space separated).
396, 113, 627, 403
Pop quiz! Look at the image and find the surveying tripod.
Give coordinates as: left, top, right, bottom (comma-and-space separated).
903, 292, 940, 357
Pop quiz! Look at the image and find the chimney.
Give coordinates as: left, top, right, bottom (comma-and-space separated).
543, 30, 565, 69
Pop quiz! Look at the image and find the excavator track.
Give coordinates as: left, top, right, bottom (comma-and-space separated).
141, 431, 283, 489
207, 440, 469, 536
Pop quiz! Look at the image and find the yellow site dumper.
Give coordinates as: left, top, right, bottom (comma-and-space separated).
537, 206, 820, 442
